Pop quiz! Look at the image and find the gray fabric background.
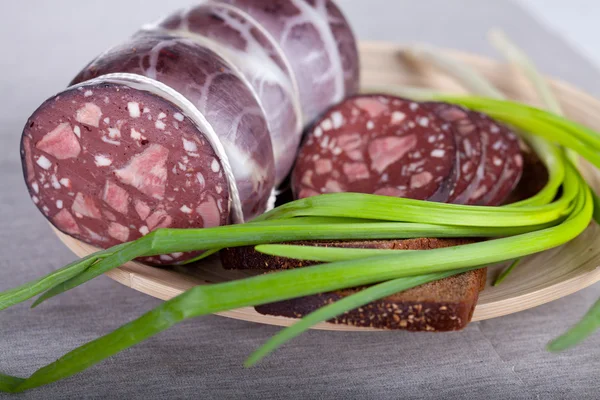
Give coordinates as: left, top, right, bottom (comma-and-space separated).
1, 0, 599, 398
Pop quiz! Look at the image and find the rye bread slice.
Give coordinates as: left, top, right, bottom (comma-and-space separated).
220, 238, 487, 331
255, 268, 487, 331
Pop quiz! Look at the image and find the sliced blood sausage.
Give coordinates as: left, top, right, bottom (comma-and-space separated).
71, 33, 275, 221
291, 95, 456, 201
216, 0, 360, 123
21, 83, 229, 265
147, 2, 304, 186
467, 113, 523, 205
478, 119, 523, 205
424, 102, 485, 204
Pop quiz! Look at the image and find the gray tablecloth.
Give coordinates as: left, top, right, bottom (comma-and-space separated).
1, 1, 599, 398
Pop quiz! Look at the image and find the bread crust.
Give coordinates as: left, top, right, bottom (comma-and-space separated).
220, 238, 486, 331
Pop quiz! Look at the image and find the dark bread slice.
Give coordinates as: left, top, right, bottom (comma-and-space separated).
255, 268, 487, 331
220, 238, 487, 331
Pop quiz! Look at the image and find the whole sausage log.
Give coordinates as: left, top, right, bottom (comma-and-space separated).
20, 0, 360, 264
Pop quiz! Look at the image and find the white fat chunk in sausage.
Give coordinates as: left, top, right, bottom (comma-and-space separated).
73, 126, 81, 138
180, 205, 192, 214
211, 159, 220, 173
391, 112, 406, 124
321, 119, 333, 131
50, 174, 61, 189
515, 154, 523, 167
56, 199, 63, 209
31, 182, 39, 193
174, 112, 184, 122
36, 122, 81, 160
115, 144, 169, 200
130, 128, 143, 140
36, 155, 52, 170
368, 135, 418, 173
139, 226, 150, 235
84, 90, 93, 97
127, 102, 141, 118
418, 117, 429, 127
155, 120, 166, 130
75, 103, 102, 127
331, 112, 344, 129
108, 127, 121, 139
196, 172, 206, 191
94, 154, 112, 167
430, 149, 445, 158
59, 178, 71, 188
183, 138, 198, 152
101, 136, 120, 146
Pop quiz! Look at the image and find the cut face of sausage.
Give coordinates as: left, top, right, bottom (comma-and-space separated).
149, 2, 304, 186
467, 112, 524, 205
71, 34, 275, 221
21, 83, 229, 264
292, 95, 456, 201
216, 0, 360, 123
424, 102, 485, 204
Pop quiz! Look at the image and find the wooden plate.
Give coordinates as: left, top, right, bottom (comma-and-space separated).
53, 41, 600, 331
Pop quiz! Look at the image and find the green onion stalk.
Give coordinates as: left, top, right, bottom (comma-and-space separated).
1, 97, 600, 392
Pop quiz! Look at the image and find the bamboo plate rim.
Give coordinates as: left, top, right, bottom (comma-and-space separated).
52, 41, 600, 331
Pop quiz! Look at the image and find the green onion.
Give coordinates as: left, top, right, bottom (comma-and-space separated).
255, 185, 590, 267
403, 46, 505, 99
492, 259, 522, 286
488, 29, 563, 114
547, 298, 600, 352
25, 219, 548, 309
0, 178, 589, 392
0, 243, 128, 312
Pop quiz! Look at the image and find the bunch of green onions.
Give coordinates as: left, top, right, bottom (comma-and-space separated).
2, 34, 600, 393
